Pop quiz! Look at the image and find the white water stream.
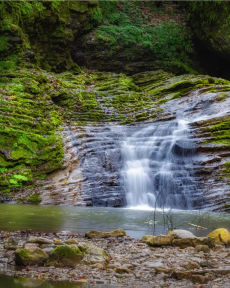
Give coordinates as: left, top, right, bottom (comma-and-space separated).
122, 119, 203, 209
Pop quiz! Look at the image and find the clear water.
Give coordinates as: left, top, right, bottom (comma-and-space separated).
0, 204, 229, 239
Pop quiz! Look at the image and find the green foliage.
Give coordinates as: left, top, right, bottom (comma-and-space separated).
27, 193, 42, 204
0, 55, 18, 73
94, 1, 193, 73
0, 36, 8, 51
51, 1, 62, 10
224, 162, 230, 178
0, 0, 97, 72
0, 1, 45, 27
186, 2, 227, 24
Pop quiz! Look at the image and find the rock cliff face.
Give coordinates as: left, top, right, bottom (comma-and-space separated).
0, 1, 230, 211
1, 68, 229, 211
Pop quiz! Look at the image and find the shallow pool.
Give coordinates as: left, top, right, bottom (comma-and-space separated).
0, 204, 230, 238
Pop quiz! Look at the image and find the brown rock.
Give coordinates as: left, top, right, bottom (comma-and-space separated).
85, 229, 126, 239
172, 237, 215, 248
114, 266, 131, 274
4, 238, 18, 250
195, 245, 210, 253
142, 235, 172, 247
191, 274, 209, 284
27, 237, 53, 245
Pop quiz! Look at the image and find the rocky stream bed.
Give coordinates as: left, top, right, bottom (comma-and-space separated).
0, 228, 230, 287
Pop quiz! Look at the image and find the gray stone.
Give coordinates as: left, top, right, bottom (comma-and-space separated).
169, 229, 197, 239
27, 237, 53, 245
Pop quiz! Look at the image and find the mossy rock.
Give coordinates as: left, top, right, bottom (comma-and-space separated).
15, 247, 49, 266
49, 245, 84, 267
0, 1, 99, 72
80, 243, 110, 265
142, 235, 172, 247
85, 229, 126, 239
207, 228, 230, 245
27, 193, 42, 204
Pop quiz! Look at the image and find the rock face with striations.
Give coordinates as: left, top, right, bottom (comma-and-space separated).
0, 68, 229, 211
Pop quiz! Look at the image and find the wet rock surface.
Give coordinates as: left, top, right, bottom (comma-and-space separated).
163, 88, 230, 212
0, 230, 230, 287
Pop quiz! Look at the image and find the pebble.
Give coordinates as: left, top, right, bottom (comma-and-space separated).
0, 230, 229, 288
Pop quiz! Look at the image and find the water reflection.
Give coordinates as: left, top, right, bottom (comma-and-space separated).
0, 204, 230, 238
0, 275, 83, 288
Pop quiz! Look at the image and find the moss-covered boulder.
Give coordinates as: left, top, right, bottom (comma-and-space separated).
15, 247, 49, 266
49, 245, 84, 267
85, 229, 126, 239
207, 228, 230, 245
142, 235, 172, 247
80, 243, 110, 265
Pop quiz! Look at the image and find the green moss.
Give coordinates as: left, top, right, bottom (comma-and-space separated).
15, 247, 48, 266
89, 1, 194, 73
0, 35, 8, 51
51, 245, 83, 259
223, 162, 230, 178
49, 245, 84, 267
27, 193, 42, 204
0, 69, 64, 196
205, 118, 230, 146
17, 249, 30, 259
0, 0, 98, 72
214, 92, 229, 102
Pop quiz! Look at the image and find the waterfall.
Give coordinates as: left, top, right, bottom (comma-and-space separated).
52, 120, 204, 209
122, 119, 203, 209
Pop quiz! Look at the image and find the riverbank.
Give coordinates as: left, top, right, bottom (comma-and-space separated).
0, 229, 230, 287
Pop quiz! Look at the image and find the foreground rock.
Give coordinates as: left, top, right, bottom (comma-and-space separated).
169, 229, 197, 239
15, 247, 49, 266
85, 229, 126, 239
207, 228, 230, 245
142, 229, 215, 248
0, 229, 230, 287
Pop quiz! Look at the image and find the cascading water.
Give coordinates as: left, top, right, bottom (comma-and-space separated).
122, 119, 204, 209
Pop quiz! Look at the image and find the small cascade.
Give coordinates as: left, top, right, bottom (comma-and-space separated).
39, 121, 205, 209
122, 120, 204, 209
